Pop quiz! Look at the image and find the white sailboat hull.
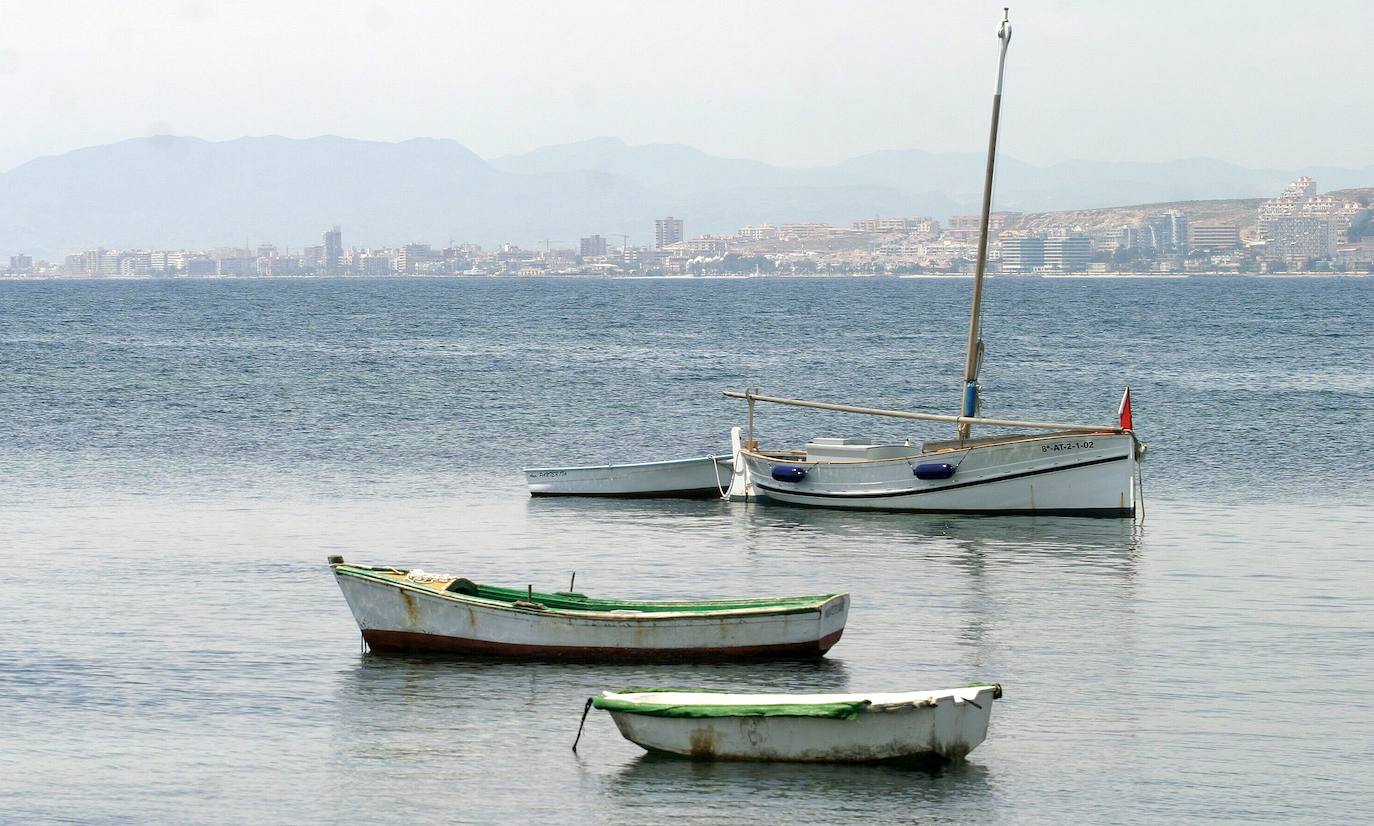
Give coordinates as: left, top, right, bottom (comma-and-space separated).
524, 455, 732, 498
744, 432, 1138, 516
601, 686, 999, 763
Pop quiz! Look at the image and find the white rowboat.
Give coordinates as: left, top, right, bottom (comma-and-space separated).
592, 685, 1002, 763
329, 558, 848, 660
524, 454, 732, 499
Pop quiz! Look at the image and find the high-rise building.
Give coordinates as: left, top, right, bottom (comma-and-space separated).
1117, 225, 1144, 251
1285, 176, 1317, 199
999, 233, 1045, 273
323, 226, 343, 275
655, 217, 684, 249
394, 243, 433, 274
580, 235, 608, 257
357, 255, 392, 276
8, 254, 33, 273
1266, 216, 1338, 261
1189, 222, 1240, 251
1147, 211, 1188, 252
119, 251, 152, 276
1258, 178, 1353, 262
161, 251, 187, 272
1043, 235, 1090, 272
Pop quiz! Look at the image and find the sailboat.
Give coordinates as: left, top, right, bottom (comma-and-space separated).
728, 11, 1144, 518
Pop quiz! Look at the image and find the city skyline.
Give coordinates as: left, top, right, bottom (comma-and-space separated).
11, 176, 1368, 277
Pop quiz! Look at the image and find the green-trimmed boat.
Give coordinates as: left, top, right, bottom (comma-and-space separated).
328, 557, 848, 660
592, 685, 1003, 762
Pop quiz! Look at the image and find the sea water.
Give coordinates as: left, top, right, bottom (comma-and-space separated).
1, 276, 1371, 823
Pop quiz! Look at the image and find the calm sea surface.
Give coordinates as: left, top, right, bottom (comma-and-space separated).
1, 276, 1371, 823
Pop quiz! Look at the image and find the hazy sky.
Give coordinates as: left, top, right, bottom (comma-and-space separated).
1, 0, 1370, 173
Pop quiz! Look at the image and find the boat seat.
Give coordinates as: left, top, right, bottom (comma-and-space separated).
805, 438, 923, 462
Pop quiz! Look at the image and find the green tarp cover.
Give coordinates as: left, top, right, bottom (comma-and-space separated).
339, 565, 836, 615
593, 695, 871, 720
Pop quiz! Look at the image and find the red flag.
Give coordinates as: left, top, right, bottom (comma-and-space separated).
1118, 386, 1133, 431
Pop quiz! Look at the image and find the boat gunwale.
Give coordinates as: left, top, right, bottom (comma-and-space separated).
597, 684, 1000, 718
332, 565, 844, 620
742, 430, 1133, 469
602, 684, 1000, 707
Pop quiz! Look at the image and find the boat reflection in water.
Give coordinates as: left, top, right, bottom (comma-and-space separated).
527, 484, 1143, 576
609, 749, 994, 808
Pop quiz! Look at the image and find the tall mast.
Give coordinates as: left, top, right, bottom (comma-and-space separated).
959, 9, 1013, 442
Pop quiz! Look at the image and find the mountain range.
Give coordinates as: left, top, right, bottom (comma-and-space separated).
2, 135, 1370, 259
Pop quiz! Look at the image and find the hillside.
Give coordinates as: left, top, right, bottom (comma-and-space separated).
0, 135, 943, 259
1328, 187, 1374, 206
1, 134, 1370, 259
1013, 198, 1266, 235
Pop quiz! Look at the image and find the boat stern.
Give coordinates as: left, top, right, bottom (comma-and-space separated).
817, 593, 849, 653
926, 683, 1001, 760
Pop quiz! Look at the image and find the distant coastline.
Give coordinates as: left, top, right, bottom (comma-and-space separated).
4, 270, 1367, 282
7, 178, 1369, 279
3, 136, 1371, 274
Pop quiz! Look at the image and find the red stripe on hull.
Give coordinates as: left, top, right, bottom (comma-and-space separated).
361, 628, 844, 661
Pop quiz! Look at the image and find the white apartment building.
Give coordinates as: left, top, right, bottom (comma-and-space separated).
999, 233, 1044, 273
119, 251, 152, 275
1258, 178, 1357, 260
1043, 235, 1091, 272
851, 217, 939, 234
735, 224, 778, 241
682, 237, 728, 255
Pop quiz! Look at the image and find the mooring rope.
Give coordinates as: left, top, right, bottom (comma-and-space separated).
571, 697, 594, 752
712, 456, 729, 500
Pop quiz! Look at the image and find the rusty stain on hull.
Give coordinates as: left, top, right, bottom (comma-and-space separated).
688, 728, 717, 758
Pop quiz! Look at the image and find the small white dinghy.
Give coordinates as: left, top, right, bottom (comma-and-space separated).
524, 454, 732, 499
587, 684, 1002, 763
